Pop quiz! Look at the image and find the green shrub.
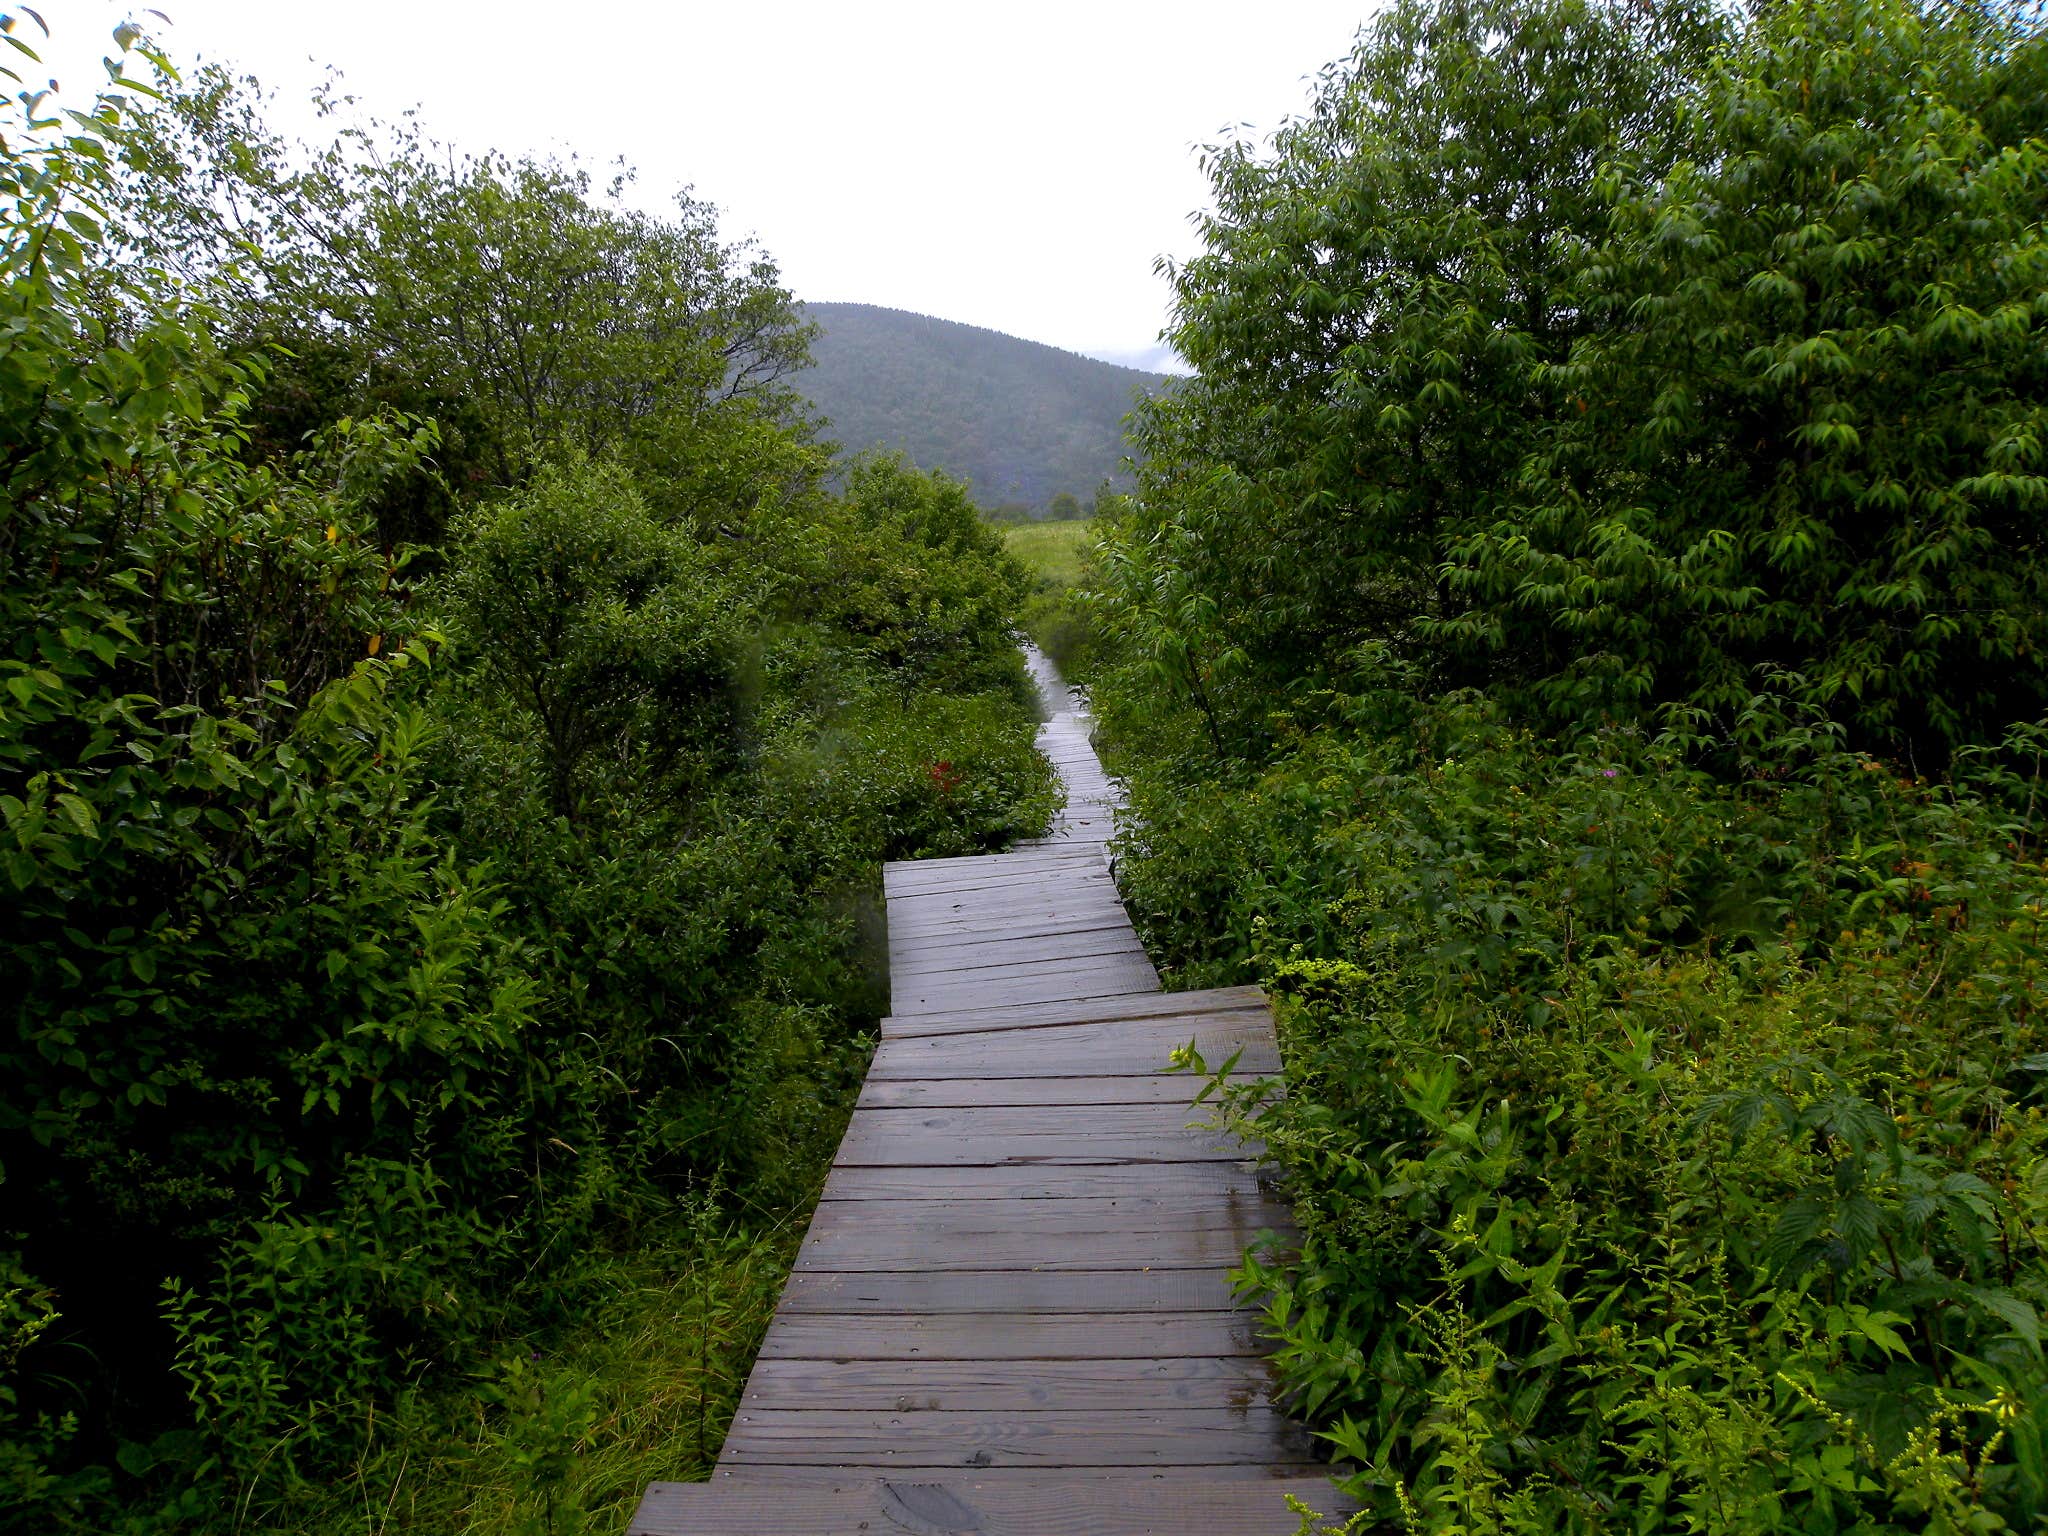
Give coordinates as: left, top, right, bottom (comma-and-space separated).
1113, 685, 2048, 1529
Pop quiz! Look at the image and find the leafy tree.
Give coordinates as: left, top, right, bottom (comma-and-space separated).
112, 63, 819, 502
1440, 0, 2048, 754
1108, 0, 1720, 749
439, 457, 748, 819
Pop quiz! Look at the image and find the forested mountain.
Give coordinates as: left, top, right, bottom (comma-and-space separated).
797, 303, 1169, 515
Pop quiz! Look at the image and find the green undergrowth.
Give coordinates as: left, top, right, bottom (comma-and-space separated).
1112, 687, 2048, 1530
276, 1190, 807, 1536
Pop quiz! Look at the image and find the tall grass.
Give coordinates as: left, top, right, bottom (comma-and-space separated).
1002, 518, 1096, 588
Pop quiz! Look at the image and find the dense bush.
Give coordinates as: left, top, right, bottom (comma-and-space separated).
1087, 0, 2048, 1529
1113, 0, 2048, 762
0, 28, 1050, 1532
1117, 691, 2048, 1529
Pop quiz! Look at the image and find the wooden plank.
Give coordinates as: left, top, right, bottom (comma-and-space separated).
790, 1220, 1269, 1269
758, 1312, 1269, 1362
892, 963, 1160, 1017
868, 1017, 1278, 1078
886, 893, 1127, 931
856, 1074, 1263, 1109
735, 1354, 1284, 1412
820, 1161, 1269, 1202
831, 1128, 1254, 1168
778, 1268, 1249, 1315
890, 927, 1150, 972
842, 1103, 1239, 1138
631, 1474, 1358, 1534
800, 1192, 1288, 1235
794, 1209, 1287, 1274
883, 841, 1107, 879
702, 1463, 1334, 1485
881, 985, 1266, 1037
884, 870, 1110, 905
717, 1408, 1321, 1468
887, 915, 1139, 957
886, 907, 1132, 944
891, 951, 1158, 996
886, 865, 1118, 898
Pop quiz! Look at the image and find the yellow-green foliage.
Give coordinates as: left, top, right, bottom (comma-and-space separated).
1003, 518, 1097, 589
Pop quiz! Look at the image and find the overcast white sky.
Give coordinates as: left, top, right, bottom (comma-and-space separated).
32, 1, 1373, 370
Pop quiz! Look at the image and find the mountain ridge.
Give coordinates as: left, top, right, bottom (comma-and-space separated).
795, 301, 1170, 515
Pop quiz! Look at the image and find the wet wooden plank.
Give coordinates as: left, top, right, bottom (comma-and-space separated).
718, 1408, 1320, 1468
758, 1311, 1270, 1362
778, 1268, 1249, 1316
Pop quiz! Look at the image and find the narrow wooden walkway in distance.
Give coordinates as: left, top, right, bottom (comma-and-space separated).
630, 648, 1344, 1534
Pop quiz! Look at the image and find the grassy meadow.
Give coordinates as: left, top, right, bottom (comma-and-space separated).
1001, 517, 1097, 587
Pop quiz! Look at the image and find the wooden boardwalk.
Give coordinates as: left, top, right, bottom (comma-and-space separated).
630, 650, 1341, 1534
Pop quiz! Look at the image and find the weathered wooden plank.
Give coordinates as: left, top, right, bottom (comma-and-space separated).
892, 958, 1160, 1017
886, 895, 1128, 933
819, 1160, 1268, 1202
718, 1408, 1321, 1468
891, 951, 1152, 989
887, 915, 1139, 957
702, 1462, 1333, 1485
887, 862, 1118, 895
891, 919, 1145, 960
881, 985, 1267, 1037
794, 1197, 1292, 1272
832, 1128, 1254, 1168
630, 1474, 1357, 1534
735, 1354, 1284, 1412
792, 1230, 1282, 1274
883, 841, 1107, 879
758, 1312, 1269, 1362
778, 1268, 1250, 1315
801, 1192, 1288, 1234
869, 1017, 1278, 1078
843, 1103, 1238, 1138
885, 860, 1116, 898
790, 1212, 1269, 1277
886, 910, 1129, 947
890, 928, 1151, 974
855, 1074, 1262, 1110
